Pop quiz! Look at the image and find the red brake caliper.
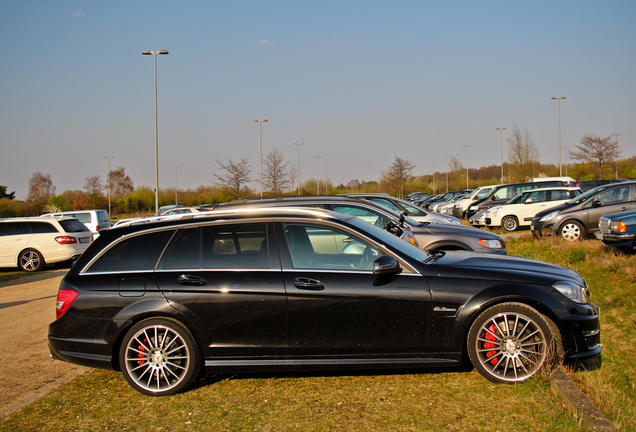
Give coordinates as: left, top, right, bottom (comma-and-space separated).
138, 338, 147, 365
484, 324, 498, 365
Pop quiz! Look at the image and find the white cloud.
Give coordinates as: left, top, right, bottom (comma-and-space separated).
71, 11, 85, 16
259, 39, 274, 46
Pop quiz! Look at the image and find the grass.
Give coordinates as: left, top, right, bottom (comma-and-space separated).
2, 368, 581, 432
2, 234, 634, 431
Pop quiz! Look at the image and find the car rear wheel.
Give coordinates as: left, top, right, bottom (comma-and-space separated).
18, 249, 45, 272
560, 220, 585, 241
501, 216, 519, 232
120, 317, 202, 396
467, 302, 562, 384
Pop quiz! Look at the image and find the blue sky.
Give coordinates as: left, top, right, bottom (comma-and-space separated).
1, 0, 635, 199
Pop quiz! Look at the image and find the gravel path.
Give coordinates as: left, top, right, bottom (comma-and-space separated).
0, 270, 88, 419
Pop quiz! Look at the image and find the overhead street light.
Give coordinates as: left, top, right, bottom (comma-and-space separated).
496, 128, 506, 184
142, 49, 169, 214
551, 96, 566, 177
254, 119, 268, 197
294, 142, 303, 195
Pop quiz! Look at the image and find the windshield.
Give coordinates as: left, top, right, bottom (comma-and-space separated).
566, 184, 611, 205
472, 186, 496, 200
506, 192, 527, 204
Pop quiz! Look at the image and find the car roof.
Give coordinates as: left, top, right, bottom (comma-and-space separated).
0, 216, 78, 223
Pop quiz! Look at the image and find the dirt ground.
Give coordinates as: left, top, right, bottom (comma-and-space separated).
0, 270, 88, 419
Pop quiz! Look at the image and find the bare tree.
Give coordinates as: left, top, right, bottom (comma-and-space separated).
380, 155, 415, 198
570, 134, 621, 179
506, 123, 540, 182
27, 172, 56, 202
287, 164, 299, 194
448, 156, 464, 191
263, 148, 289, 195
214, 157, 253, 197
109, 167, 134, 197
84, 175, 103, 196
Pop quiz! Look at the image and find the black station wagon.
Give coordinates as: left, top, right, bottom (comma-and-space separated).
49, 207, 601, 396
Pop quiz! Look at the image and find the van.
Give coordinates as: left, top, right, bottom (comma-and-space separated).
41, 210, 110, 236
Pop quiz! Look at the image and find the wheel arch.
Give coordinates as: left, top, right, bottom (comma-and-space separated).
108, 299, 206, 372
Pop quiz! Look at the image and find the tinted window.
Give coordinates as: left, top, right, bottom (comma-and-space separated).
0, 222, 29, 236
283, 223, 380, 271
97, 211, 110, 223
163, 228, 200, 269
29, 221, 59, 233
524, 190, 547, 203
202, 223, 268, 269
86, 230, 175, 273
59, 220, 90, 233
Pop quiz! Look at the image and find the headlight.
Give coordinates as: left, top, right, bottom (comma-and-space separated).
540, 210, 559, 222
469, 205, 479, 211
610, 221, 627, 233
479, 239, 503, 249
553, 281, 590, 304
445, 217, 462, 225
489, 206, 503, 215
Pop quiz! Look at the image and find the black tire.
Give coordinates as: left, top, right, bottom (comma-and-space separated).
467, 302, 562, 384
18, 248, 45, 272
501, 216, 519, 232
559, 220, 585, 241
119, 317, 202, 396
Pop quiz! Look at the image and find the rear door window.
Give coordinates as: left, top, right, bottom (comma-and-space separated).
202, 223, 269, 269
29, 221, 59, 233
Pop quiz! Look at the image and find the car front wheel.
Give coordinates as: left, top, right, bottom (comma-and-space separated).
18, 249, 45, 272
120, 317, 202, 396
501, 216, 519, 232
467, 302, 562, 384
560, 220, 585, 241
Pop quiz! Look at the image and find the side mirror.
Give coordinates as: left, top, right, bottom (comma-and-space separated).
373, 256, 402, 276
384, 220, 404, 237
524, 199, 533, 204
399, 212, 406, 227
592, 199, 602, 208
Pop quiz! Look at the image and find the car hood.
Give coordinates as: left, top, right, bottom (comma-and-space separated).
427, 250, 584, 286
411, 222, 501, 239
533, 202, 574, 218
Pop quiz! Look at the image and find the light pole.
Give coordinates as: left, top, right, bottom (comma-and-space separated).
142, 50, 169, 214
551, 96, 566, 176
496, 127, 506, 184
612, 134, 621, 178
563, 147, 569, 177
254, 119, 268, 197
324, 164, 329, 195
464, 145, 471, 189
314, 155, 321, 194
173, 165, 180, 205
432, 163, 437, 194
105, 156, 113, 221
444, 155, 449, 192
294, 142, 303, 195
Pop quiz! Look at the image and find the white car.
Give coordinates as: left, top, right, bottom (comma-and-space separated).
483, 187, 582, 231
342, 194, 462, 225
452, 185, 500, 219
41, 209, 110, 237
0, 217, 93, 271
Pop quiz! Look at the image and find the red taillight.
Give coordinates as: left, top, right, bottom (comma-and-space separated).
55, 236, 77, 245
56, 289, 78, 319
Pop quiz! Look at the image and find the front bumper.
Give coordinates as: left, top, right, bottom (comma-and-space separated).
595, 231, 635, 249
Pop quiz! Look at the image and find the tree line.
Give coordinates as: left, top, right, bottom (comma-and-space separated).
1, 133, 633, 220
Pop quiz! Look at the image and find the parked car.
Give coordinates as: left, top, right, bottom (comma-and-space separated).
532, 181, 636, 241
49, 206, 601, 396
431, 194, 468, 214
465, 180, 567, 219
596, 209, 636, 251
404, 192, 430, 202
452, 185, 500, 219
421, 190, 471, 210
340, 193, 462, 225
41, 209, 110, 237
483, 187, 582, 232
204, 196, 506, 254
0, 217, 93, 271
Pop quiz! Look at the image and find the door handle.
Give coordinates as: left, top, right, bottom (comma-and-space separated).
294, 277, 324, 290
177, 274, 207, 286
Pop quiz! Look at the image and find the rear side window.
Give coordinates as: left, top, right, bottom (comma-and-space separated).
59, 220, 90, 233
97, 211, 110, 223
86, 230, 175, 273
29, 221, 59, 233
163, 228, 200, 269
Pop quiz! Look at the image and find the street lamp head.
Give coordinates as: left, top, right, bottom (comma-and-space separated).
159, 50, 169, 55
254, 119, 268, 123
142, 51, 152, 55
551, 96, 566, 100
142, 50, 169, 56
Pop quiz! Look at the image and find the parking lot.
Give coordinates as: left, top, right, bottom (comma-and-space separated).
0, 270, 87, 419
